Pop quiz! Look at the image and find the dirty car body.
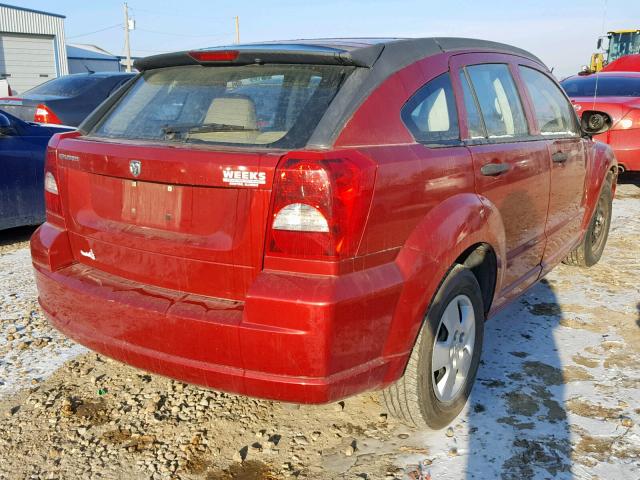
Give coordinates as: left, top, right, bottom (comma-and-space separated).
31, 38, 617, 417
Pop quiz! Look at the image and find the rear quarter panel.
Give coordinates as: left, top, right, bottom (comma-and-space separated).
333, 53, 509, 369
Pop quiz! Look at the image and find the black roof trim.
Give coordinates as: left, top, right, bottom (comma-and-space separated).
134, 42, 387, 71
134, 37, 543, 72
308, 37, 546, 147
0, 2, 65, 18
433, 37, 544, 65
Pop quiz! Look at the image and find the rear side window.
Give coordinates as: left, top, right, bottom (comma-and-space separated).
519, 66, 578, 136
25, 75, 104, 97
90, 64, 351, 148
401, 73, 460, 145
465, 64, 528, 138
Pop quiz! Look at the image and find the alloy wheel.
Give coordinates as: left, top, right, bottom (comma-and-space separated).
432, 294, 476, 403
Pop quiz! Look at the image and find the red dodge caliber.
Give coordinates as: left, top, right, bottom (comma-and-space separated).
32, 38, 617, 428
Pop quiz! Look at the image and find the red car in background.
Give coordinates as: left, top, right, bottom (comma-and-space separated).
562, 72, 640, 173
31, 38, 616, 429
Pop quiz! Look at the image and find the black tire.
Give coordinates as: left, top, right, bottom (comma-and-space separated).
382, 264, 484, 429
563, 180, 612, 268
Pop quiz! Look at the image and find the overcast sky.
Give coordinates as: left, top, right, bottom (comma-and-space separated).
15, 0, 640, 79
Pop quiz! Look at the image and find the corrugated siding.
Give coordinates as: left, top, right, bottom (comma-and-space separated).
0, 34, 57, 92
0, 4, 67, 76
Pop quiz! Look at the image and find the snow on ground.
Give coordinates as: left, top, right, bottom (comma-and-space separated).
0, 246, 86, 399
397, 181, 640, 479
0, 182, 638, 479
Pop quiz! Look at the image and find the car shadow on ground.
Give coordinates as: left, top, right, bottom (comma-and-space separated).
618, 172, 640, 187
0, 225, 37, 248
463, 279, 572, 479
405, 279, 573, 479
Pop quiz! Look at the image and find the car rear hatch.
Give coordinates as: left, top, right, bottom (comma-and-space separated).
54, 54, 359, 301
57, 137, 280, 301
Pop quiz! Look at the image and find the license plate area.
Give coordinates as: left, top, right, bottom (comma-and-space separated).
121, 180, 184, 230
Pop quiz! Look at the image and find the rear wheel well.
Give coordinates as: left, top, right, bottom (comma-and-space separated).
455, 243, 497, 316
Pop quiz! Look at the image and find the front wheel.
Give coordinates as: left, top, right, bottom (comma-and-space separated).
382, 265, 484, 429
563, 181, 612, 268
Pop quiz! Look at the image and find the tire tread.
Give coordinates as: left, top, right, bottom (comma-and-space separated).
563, 180, 612, 268
383, 264, 483, 429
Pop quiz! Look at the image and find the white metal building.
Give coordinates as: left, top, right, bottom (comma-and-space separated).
0, 3, 68, 94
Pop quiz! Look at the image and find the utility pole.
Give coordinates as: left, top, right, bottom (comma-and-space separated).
235, 16, 240, 44
123, 2, 132, 72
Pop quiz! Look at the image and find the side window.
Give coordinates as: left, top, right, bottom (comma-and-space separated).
466, 64, 528, 138
459, 71, 486, 139
518, 66, 579, 136
401, 73, 460, 145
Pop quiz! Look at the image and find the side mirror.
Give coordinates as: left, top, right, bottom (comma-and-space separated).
597, 37, 603, 50
581, 110, 612, 137
0, 113, 15, 136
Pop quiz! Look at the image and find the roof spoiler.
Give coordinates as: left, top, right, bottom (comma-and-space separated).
134, 43, 385, 71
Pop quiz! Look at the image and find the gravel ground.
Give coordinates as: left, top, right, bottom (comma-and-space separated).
0, 180, 639, 480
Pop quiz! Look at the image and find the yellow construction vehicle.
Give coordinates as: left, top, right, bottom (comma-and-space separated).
589, 29, 640, 72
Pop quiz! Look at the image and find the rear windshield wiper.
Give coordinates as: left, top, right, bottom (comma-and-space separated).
162, 122, 259, 136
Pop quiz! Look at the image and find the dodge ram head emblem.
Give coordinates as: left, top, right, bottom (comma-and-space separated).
129, 160, 142, 177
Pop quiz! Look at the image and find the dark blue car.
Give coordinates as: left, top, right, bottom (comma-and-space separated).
0, 72, 135, 127
0, 110, 72, 230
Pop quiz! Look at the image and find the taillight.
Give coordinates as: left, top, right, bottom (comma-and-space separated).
34, 104, 62, 124
44, 145, 63, 223
44, 171, 58, 194
267, 151, 376, 260
44, 131, 81, 226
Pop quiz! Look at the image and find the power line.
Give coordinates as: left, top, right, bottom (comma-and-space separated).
67, 23, 123, 39
135, 27, 234, 38
132, 49, 170, 53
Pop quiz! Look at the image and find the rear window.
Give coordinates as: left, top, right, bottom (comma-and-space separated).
561, 76, 640, 97
25, 75, 104, 97
90, 64, 352, 148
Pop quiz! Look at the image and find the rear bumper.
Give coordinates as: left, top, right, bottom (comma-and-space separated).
32, 223, 407, 403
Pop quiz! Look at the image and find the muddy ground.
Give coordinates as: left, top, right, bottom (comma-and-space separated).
0, 180, 638, 480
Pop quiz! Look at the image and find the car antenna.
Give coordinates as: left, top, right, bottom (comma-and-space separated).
83, 64, 95, 74
592, 72, 600, 111
592, 0, 606, 110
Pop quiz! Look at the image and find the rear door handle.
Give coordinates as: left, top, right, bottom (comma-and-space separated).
480, 162, 510, 176
552, 152, 568, 163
